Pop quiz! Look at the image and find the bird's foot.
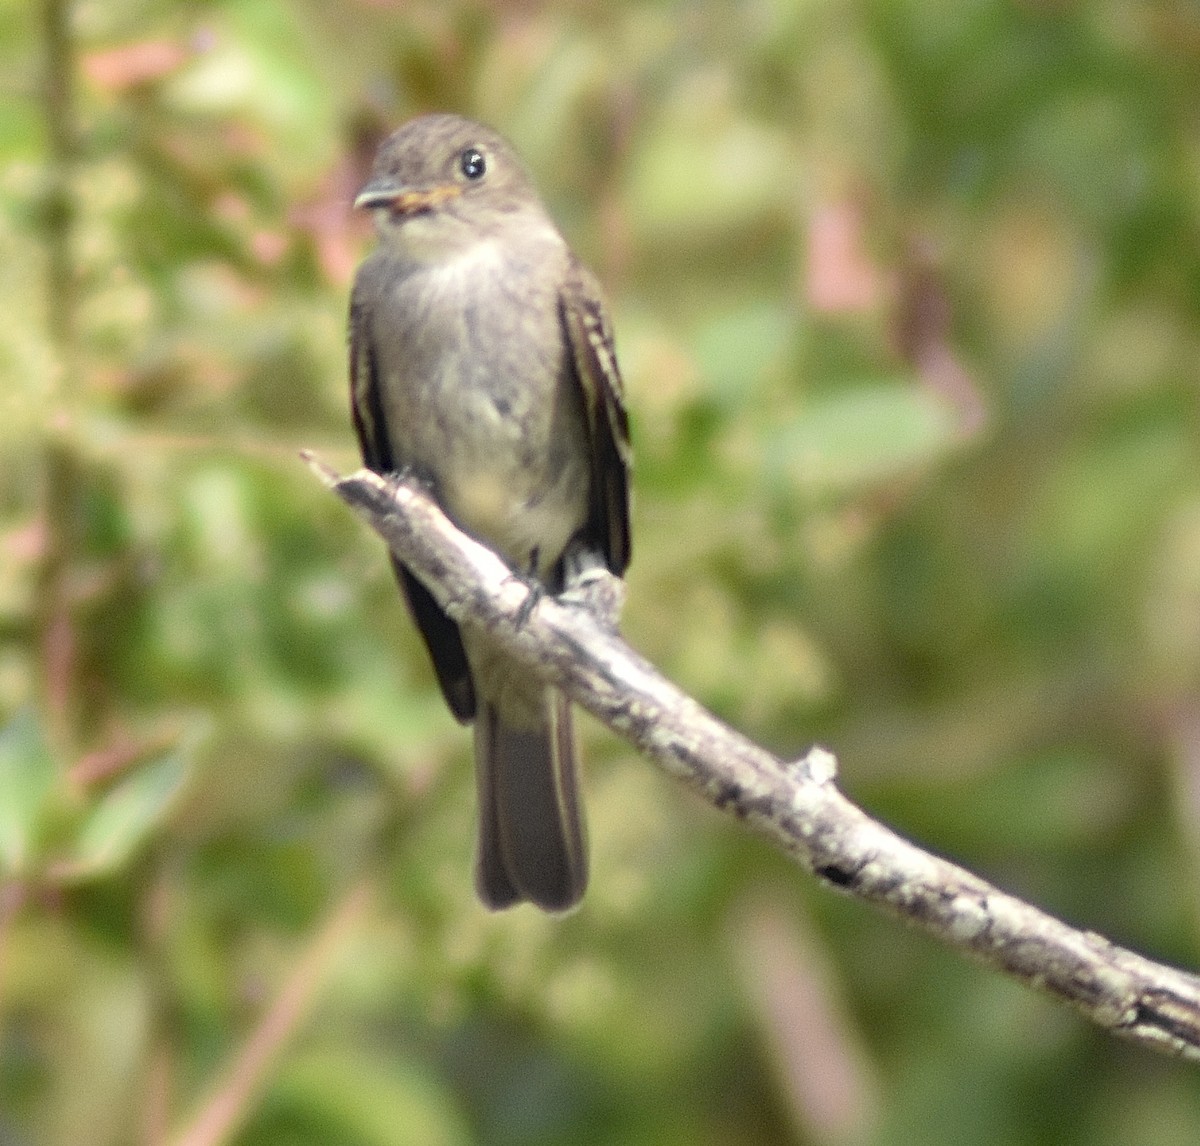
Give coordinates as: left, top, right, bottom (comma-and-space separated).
383, 464, 430, 495
504, 570, 543, 628
559, 544, 625, 631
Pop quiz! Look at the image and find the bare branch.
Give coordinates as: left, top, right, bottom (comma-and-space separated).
307, 454, 1200, 1063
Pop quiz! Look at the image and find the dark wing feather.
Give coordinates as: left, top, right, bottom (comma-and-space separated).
559, 259, 632, 575
349, 274, 476, 722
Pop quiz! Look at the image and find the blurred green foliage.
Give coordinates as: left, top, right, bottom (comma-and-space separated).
3, 0, 1200, 1143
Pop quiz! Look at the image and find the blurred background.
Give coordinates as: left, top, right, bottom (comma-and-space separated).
3, 0, 1200, 1143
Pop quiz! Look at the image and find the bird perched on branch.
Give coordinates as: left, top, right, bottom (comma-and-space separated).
349, 113, 631, 911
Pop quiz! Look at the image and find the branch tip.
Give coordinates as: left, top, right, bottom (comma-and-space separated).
300, 449, 342, 489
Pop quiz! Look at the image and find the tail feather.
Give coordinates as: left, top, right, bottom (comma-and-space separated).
474, 691, 587, 912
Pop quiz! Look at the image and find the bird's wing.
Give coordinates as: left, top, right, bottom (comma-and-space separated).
559, 258, 632, 575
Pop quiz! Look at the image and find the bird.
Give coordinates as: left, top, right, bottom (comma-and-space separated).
349, 113, 631, 911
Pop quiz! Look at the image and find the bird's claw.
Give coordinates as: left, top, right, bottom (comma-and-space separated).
559, 545, 625, 631
505, 572, 543, 628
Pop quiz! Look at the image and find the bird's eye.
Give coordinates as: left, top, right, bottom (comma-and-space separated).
460, 147, 486, 180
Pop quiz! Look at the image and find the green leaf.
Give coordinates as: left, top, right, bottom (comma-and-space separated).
61, 740, 194, 882
692, 302, 796, 408
262, 1048, 472, 1146
766, 380, 960, 495
0, 708, 58, 877
626, 106, 795, 242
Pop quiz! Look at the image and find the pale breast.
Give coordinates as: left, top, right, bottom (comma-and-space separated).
371, 235, 591, 578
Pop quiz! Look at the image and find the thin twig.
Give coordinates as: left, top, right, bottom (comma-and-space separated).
37, 0, 81, 751
168, 880, 373, 1146
40, 0, 78, 351
70, 728, 180, 788
308, 455, 1200, 1063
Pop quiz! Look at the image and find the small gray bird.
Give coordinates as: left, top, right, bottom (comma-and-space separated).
349, 113, 631, 912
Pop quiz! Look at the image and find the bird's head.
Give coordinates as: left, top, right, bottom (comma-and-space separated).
355, 114, 544, 259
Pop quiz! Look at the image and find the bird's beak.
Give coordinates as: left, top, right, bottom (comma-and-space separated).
353, 180, 462, 214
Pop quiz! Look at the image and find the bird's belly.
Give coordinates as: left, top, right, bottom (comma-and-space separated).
386, 361, 588, 578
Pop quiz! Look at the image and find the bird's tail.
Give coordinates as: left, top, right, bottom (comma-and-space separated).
474, 690, 587, 912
